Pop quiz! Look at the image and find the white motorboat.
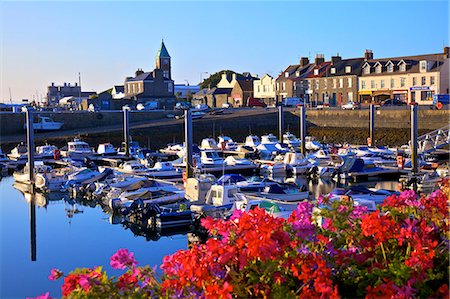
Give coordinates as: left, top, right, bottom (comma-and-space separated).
257, 134, 289, 159
235, 176, 278, 192
36, 144, 58, 159
118, 141, 142, 157
200, 138, 219, 150
258, 183, 309, 202
200, 150, 224, 167
119, 161, 149, 175
62, 139, 93, 160
13, 161, 53, 184
23, 116, 63, 131
305, 136, 323, 151
283, 152, 315, 175
232, 193, 297, 218
145, 161, 182, 180
283, 132, 301, 148
223, 156, 253, 166
218, 136, 238, 151
7, 143, 28, 161
97, 143, 117, 155
244, 135, 261, 148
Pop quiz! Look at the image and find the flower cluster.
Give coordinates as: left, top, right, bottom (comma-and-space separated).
30, 181, 449, 298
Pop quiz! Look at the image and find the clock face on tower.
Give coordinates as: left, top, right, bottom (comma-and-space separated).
163, 59, 169, 65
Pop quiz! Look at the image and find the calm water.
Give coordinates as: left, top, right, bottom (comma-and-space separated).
0, 175, 400, 298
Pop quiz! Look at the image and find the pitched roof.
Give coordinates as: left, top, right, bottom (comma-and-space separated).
114, 85, 124, 93
126, 72, 154, 82
156, 41, 170, 58
235, 80, 253, 92
214, 87, 232, 95
328, 58, 365, 76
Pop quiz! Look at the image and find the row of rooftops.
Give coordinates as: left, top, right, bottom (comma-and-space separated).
277, 47, 449, 81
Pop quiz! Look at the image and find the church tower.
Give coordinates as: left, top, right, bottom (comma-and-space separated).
155, 40, 171, 79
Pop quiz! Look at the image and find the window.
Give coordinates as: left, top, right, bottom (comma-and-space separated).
330, 68, 336, 74
411, 91, 416, 102
390, 79, 394, 88
257, 85, 260, 92
285, 72, 289, 78
387, 64, 393, 72
413, 77, 417, 86
348, 92, 353, 101
376, 66, 382, 73
361, 80, 366, 89
276, 83, 279, 91
371, 80, 375, 89
282, 82, 286, 91
296, 71, 300, 77
264, 85, 268, 92
420, 61, 427, 72
293, 82, 297, 90
401, 78, 405, 87
400, 63, 406, 72
132, 84, 135, 93
314, 69, 319, 76
364, 66, 370, 74
168, 82, 173, 93
339, 78, 343, 88
421, 76, 426, 85
381, 80, 385, 88
348, 78, 352, 88
315, 80, 319, 89
333, 79, 337, 88
430, 76, 435, 85
345, 66, 351, 73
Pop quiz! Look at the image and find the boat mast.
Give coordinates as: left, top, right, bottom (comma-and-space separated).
9, 88, 12, 104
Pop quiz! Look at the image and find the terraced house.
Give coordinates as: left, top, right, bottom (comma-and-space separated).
358, 47, 449, 105
275, 56, 315, 104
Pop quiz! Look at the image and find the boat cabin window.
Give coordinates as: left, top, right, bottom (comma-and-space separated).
205, 151, 219, 159
267, 136, 278, 143
211, 189, 222, 199
227, 188, 237, 198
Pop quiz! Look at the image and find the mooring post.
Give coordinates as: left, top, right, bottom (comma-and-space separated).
411, 105, 418, 174
24, 107, 35, 184
30, 195, 36, 261
369, 104, 375, 147
185, 109, 194, 178
278, 105, 284, 142
122, 106, 130, 157
299, 106, 306, 155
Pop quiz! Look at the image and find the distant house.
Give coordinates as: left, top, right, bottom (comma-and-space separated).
193, 87, 232, 108
253, 74, 276, 106
46, 82, 96, 107
123, 41, 176, 108
276, 57, 315, 104
217, 72, 257, 107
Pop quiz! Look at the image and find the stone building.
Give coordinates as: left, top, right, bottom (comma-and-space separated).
124, 41, 176, 108
275, 56, 315, 104
306, 55, 364, 107
358, 47, 449, 105
46, 82, 95, 106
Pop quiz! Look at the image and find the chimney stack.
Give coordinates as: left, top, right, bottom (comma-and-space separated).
135, 68, 144, 76
444, 46, 449, 58
300, 57, 309, 67
314, 54, 325, 65
364, 49, 374, 61
331, 54, 342, 65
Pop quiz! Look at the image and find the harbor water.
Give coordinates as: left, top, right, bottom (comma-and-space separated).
0, 174, 400, 298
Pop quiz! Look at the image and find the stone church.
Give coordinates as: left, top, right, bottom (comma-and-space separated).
124, 41, 176, 108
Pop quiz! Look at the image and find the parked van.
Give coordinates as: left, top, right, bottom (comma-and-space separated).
248, 98, 267, 108
283, 97, 303, 107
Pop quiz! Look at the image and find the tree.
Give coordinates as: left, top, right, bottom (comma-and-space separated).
200, 70, 241, 89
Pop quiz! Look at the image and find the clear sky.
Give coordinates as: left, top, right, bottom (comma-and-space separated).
1, 0, 448, 102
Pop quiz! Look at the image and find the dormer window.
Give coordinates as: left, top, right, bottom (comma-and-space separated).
420, 60, 427, 72
285, 72, 289, 78
314, 69, 319, 76
400, 64, 406, 71
295, 71, 300, 77
387, 64, 393, 72
364, 66, 370, 74
345, 66, 351, 73
330, 68, 336, 74
375, 65, 382, 73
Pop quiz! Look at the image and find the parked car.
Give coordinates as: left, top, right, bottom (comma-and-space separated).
342, 101, 360, 110
175, 102, 191, 110
283, 97, 304, 107
222, 103, 231, 108
137, 101, 158, 110
248, 98, 267, 108
316, 103, 330, 110
382, 99, 406, 106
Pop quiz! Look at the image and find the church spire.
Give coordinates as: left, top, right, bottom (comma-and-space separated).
156, 40, 170, 58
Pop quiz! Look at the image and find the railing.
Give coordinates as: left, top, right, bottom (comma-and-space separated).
416, 124, 450, 154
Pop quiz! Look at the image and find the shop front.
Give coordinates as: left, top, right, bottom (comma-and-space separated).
358, 90, 373, 104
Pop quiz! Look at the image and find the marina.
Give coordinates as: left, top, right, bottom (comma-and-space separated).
0, 105, 448, 297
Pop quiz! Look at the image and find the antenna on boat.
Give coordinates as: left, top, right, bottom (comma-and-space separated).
9, 88, 13, 104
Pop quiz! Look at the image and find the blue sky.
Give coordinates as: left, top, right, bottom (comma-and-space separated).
1, 1, 448, 102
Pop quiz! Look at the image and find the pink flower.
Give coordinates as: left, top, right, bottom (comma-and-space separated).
110, 248, 138, 270
27, 292, 52, 299
48, 268, 63, 281
78, 274, 91, 292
